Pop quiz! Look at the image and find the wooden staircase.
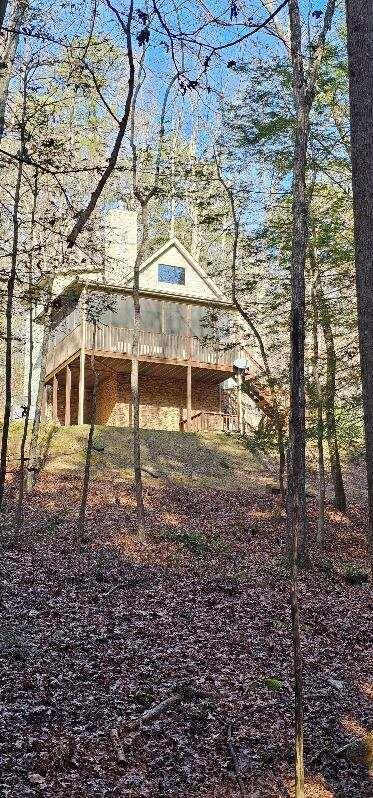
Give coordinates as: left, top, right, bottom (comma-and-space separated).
242, 375, 287, 424
231, 349, 288, 427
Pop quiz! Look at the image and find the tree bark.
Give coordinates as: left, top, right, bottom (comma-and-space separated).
346, 0, 373, 573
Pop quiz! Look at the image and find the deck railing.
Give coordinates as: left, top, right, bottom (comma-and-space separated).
180, 410, 239, 433
46, 321, 245, 375
46, 324, 83, 374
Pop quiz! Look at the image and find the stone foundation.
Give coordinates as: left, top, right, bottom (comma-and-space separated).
95, 372, 220, 431
52, 369, 221, 431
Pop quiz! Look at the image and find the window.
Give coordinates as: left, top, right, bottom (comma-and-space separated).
158, 263, 185, 285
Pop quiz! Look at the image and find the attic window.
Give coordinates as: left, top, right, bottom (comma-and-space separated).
158, 264, 185, 285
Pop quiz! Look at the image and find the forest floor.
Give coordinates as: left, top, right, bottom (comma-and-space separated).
0, 424, 371, 798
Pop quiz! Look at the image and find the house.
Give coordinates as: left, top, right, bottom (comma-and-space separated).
37, 208, 269, 433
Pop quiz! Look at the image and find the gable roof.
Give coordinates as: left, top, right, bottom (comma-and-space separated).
124, 236, 230, 304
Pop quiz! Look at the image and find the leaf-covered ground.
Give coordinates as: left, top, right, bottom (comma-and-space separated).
0, 425, 371, 797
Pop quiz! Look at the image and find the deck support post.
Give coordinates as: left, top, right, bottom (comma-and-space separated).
65, 365, 71, 427
78, 351, 85, 424
41, 385, 47, 421
78, 289, 86, 425
237, 371, 243, 434
52, 374, 58, 423
186, 364, 192, 431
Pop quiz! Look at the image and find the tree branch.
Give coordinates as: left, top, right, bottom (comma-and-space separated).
66, 0, 135, 248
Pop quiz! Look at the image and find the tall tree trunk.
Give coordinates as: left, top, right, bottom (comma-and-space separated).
288, 4, 336, 795
77, 322, 98, 542
324, 345, 346, 511
290, 564, 305, 797
310, 271, 326, 547
0, 0, 8, 30
128, 69, 175, 539
0, 141, 23, 509
16, 288, 32, 528
131, 205, 146, 542
316, 385, 326, 547
346, 0, 373, 573
25, 284, 53, 492
309, 236, 346, 511
16, 167, 38, 527
0, 0, 28, 141
287, 0, 336, 557
287, 2, 336, 794
287, 0, 309, 569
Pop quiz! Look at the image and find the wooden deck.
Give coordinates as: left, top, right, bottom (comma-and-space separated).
44, 322, 271, 433
46, 322, 245, 377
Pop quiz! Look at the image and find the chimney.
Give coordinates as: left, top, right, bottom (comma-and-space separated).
105, 207, 137, 284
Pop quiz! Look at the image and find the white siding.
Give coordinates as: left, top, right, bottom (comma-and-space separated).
139, 244, 218, 300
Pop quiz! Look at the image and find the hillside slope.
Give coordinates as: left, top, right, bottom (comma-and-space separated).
0, 424, 371, 798
6, 422, 279, 491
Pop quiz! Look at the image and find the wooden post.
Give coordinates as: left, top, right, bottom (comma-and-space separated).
65, 365, 71, 427
237, 370, 243, 434
52, 374, 58, 423
41, 385, 47, 421
78, 288, 86, 425
78, 351, 85, 425
187, 364, 192, 432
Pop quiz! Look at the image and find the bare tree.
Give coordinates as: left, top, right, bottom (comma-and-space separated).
66, 0, 135, 248
128, 57, 176, 539
346, 0, 373, 575
0, 0, 28, 141
286, 3, 336, 795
